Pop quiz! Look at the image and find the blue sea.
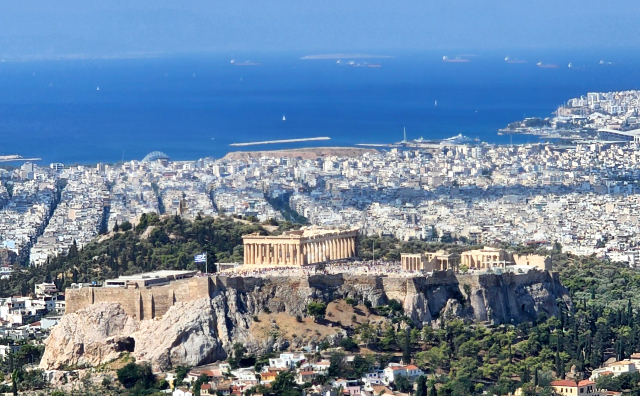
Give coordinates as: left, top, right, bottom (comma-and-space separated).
1, 49, 640, 164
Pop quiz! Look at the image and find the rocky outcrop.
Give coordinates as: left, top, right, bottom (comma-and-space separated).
42, 270, 570, 371
40, 303, 139, 370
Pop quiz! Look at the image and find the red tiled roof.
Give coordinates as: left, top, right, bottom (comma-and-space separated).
578, 380, 596, 386
551, 380, 578, 387
405, 365, 419, 370
201, 384, 212, 390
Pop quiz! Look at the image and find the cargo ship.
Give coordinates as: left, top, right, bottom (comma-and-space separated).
536, 62, 558, 68
442, 56, 470, 63
230, 60, 262, 66
505, 56, 527, 64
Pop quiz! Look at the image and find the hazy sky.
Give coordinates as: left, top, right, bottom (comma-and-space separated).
1, 0, 639, 57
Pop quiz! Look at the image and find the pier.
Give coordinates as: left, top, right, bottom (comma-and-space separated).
0, 155, 42, 163
229, 137, 330, 147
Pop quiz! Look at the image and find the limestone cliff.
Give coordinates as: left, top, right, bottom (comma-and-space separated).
41, 270, 570, 371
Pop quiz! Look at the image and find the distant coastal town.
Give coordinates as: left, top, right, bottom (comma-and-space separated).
498, 89, 640, 143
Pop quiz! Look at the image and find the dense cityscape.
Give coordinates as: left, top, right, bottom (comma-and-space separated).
6, 123, 640, 269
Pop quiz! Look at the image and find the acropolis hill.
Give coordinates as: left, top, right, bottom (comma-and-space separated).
48, 269, 571, 371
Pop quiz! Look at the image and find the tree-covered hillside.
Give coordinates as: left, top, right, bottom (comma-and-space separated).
0, 214, 271, 296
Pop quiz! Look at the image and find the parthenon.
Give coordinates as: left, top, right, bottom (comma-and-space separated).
242, 227, 359, 266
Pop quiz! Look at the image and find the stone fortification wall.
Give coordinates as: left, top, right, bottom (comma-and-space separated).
66, 276, 211, 319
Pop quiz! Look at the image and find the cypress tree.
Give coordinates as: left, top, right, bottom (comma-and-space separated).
415, 375, 427, 396
402, 328, 411, 364
11, 370, 17, 396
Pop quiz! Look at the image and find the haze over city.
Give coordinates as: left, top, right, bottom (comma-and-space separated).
1, 0, 639, 58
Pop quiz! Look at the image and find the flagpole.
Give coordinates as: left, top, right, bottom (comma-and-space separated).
205, 252, 208, 275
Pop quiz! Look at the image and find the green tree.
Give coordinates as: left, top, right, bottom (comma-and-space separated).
175, 365, 190, 387
271, 371, 302, 396
415, 375, 428, 396
116, 362, 155, 390
394, 375, 413, 393
120, 221, 133, 231
307, 302, 327, 322
402, 328, 412, 363
428, 381, 437, 396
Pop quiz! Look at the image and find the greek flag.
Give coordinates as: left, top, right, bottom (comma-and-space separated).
194, 253, 207, 263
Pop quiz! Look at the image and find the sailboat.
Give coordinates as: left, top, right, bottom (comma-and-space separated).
282, 115, 286, 121
96, 86, 100, 91
435, 100, 438, 106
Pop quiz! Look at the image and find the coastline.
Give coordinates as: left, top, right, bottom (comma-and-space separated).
222, 147, 378, 160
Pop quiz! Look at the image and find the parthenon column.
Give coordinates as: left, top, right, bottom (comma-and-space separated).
322, 241, 327, 262
325, 241, 330, 261
341, 238, 347, 258
329, 239, 335, 260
